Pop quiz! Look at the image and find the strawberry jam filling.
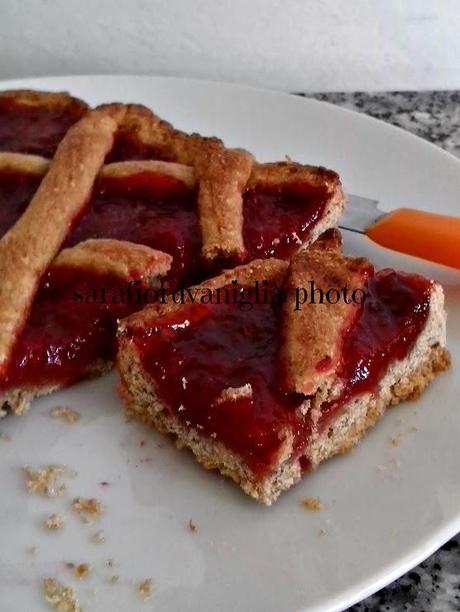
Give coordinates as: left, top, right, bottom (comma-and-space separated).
0, 170, 42, 238
243, 181, 329, 259
131, 270, 431, 477
66, 172, 201, 290
0, 266, 144, 390
0, 97, 86, 157
131, 298, 307, 476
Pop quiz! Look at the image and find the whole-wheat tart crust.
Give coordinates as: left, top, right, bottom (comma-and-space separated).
116, 231, 450, 505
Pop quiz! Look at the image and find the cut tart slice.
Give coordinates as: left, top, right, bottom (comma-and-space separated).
0, 89, 344, 413
0, 239, 172, 415
117, 231, 450, 505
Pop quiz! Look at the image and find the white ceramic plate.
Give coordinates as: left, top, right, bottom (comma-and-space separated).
0, 75, 459, 612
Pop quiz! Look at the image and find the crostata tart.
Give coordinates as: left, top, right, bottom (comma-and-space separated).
0, 89, 344, 414
117, 231, 450, 504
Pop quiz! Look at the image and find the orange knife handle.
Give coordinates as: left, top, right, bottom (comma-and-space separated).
366, 208, 460, 270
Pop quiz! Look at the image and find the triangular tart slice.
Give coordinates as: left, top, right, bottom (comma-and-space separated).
117, 231, 450, 504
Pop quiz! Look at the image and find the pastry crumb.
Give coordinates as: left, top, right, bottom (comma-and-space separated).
137, 578, 153, 600
74, 563, 91, 579
188, 519, 197, 533
50, 406, 80, 424
43, 577, 81, 611
0, 431, 11, 442
27, 545, 37, 555
71, 497, 104, 522
300, 497, 322, 512
24, 465, 68, 497
44, 514, 65, 530
107, 575, 119, 585
92, 529, 106, 544
388, 436, 399, 447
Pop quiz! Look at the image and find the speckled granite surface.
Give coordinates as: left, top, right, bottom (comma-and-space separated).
302, 91, 460, 612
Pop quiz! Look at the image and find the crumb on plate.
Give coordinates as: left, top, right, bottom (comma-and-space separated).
137, 578, 153, 600
44, 514, 65, 530
300, 497, 322, 512
74, 563, 91, 579
50, 406, 80, 424
43, 577, 81, 611
188, 519, 197, 533
24, 465, 68, 497
71, 497, 104, 522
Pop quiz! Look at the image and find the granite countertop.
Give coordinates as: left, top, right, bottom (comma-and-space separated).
302, 91, 460, 612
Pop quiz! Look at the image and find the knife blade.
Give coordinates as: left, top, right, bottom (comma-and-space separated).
340, 194, 460, 270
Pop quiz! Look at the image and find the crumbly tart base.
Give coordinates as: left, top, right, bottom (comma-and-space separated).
117, 310, 450, 505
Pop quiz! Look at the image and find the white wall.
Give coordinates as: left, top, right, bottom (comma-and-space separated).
1, 0, 459, 92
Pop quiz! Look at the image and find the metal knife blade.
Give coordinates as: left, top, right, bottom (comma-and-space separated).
340, 194, 385, 234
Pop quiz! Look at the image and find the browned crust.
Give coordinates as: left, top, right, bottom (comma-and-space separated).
280, 230, 372, 397
0, 89, 88, 112
248, 161, 341, 189
118, 257, 289, 332
116, 325, 450, 505
53, 239, 172, 281
0, 106, 125, 373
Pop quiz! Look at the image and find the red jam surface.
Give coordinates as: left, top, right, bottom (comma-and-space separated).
0, 266, 143, 390
0, 170, 42, 238
318, 269, 431, 428
105, 130, 176, 163
0, 98, 85, 157
66, 172, 201, 289
242, 181, 328, 259
132, 270, 431, 476
131, 299, 307, 476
